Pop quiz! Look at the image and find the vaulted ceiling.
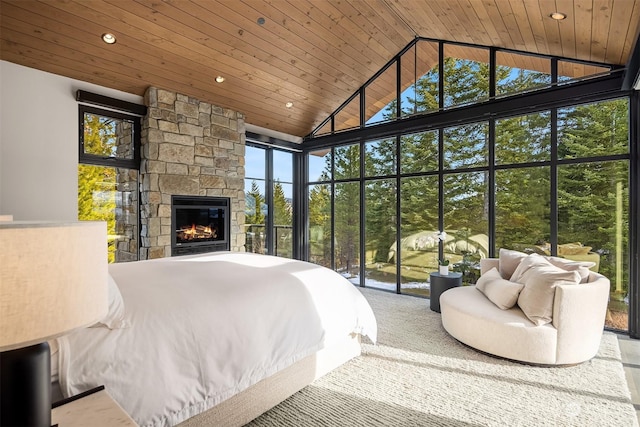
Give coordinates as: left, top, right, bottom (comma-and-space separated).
1, 0, 639, 138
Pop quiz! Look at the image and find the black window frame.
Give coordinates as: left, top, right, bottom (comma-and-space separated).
78, 104, 141, 170
302, 72, 637, 338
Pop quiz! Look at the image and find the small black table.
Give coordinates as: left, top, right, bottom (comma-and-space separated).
429, 272, 463, 312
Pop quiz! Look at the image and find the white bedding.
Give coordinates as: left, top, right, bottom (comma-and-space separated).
57, 252, 377, 427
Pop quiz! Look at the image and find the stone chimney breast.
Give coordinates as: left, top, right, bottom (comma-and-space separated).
140, 87, 246, 259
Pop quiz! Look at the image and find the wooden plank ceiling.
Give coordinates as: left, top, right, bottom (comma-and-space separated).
1, 0, 639, 138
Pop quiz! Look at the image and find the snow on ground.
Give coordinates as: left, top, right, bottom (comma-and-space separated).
342, 274, 429, 291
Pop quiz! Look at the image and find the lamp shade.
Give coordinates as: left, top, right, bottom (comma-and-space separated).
0, 221, 108, 351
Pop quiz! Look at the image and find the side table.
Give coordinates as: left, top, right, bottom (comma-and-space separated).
52, 385, 138, 427
429, 272, 462, 312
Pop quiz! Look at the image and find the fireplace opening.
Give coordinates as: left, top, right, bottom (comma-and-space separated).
171, 195, 230, 256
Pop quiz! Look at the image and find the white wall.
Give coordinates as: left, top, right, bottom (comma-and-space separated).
0, 61, 143, 220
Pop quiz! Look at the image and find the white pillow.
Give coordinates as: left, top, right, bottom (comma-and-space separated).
476, 267, 502, 292
498, 248, 528, 280
544, 256, 595, 283
92, 274, 128, 329
510, 253, 551, 283
476, 267, 524, 310
517, 265, 581, 326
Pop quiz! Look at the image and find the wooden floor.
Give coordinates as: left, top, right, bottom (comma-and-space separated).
619, 334, 640, 423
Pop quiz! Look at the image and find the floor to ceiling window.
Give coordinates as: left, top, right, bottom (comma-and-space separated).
333, 144, 361, 282
245, 145, 267, 254
556, 99, 630, 330
244, 143, 294, 258
363, 138, 397, 290
308, 148, 332, 267
303, 39, 634, 333
272, 150, 294, 258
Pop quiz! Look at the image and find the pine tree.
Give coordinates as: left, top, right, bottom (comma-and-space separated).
494, 111, 552, 248
78, 114, 118, 262
365, 180, 397, 263
333, 145, 361, 275
273, 180, 293, 257
273, 181, 292, 226
245, 180, 266, 253
308, 184, 331, 267
557, 99, 629, 290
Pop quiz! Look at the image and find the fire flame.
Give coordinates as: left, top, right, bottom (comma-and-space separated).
177, 224, 216, 241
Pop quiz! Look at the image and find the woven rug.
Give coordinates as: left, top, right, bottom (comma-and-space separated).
249, 287, 638, 427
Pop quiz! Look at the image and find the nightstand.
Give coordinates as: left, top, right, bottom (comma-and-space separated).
52, 385, 138, 427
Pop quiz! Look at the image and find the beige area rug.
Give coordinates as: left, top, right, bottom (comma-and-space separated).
249, 287, 638, 427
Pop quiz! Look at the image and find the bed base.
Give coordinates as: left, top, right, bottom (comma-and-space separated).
177, 334, 361, 427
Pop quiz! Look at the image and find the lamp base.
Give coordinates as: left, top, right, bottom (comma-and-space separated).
0, 342, 51, 427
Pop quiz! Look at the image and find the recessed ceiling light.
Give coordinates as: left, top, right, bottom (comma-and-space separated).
215, 76, 225, 83
257, 17, 266, 25
101, 33, 116, 44
550, 12, 567, 20
285, 102, 294, 108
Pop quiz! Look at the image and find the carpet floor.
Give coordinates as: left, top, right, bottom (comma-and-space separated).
249, 287, 638, 427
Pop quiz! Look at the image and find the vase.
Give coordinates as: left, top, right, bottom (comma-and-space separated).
439, 265, 449, 275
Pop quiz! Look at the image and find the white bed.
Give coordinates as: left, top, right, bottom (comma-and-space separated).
55, 252, 377, 427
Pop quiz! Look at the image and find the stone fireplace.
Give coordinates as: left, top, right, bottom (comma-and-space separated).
140, 87, 245, 259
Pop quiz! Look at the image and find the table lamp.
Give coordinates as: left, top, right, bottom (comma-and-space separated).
0, 221, 108, 427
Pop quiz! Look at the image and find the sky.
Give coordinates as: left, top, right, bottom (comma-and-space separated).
245, 145, 294, 199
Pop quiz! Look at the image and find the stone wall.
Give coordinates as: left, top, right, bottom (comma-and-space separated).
140, 87, 245, 259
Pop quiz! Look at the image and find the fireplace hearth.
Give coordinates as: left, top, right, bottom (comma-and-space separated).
171, 195, 230, 256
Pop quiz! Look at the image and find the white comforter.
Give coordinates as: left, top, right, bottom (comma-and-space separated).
57, 252, 377, 426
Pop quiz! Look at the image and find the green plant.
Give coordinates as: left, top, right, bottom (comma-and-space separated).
451, 251, 481, 285
438, 258, 450, 266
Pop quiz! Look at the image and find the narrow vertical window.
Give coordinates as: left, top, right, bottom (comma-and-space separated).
273, 150, 293, 258
244, 145, 267, 254
79, 106, 140, 263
